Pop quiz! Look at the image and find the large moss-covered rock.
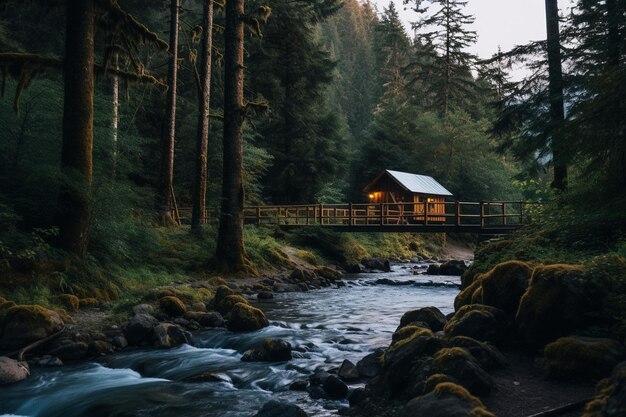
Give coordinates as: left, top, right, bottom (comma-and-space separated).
216, 294, 249, 315
125, 313, 159, 345
455, 279, 483, 311
583, 362, 626, 417
212, 285, 235, 307
516, 264, 606, 349
154, 323, 190, 349
431, 348, 494, 396
444, 304, 507, 344
480, 261, 533, 315
227, 303, 269, 332
242, 338, 292, 362
159, 296, 187, 317
0, 305, 64, 350
399, 306, 447, 332
57, 294, 80, 312
401, 382, 496, 417
447, 336, 507, 371
382, 328, 444, 395
544, 336, 623, 380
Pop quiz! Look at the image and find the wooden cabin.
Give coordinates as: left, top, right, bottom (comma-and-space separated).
363, 170, 453, 222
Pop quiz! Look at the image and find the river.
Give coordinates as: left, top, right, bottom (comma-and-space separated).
0, 263, 460, 417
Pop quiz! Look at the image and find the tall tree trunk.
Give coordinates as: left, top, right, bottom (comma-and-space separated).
111, 52, 119, 179
215, 0, 246, 271
57, 0, 95, 257
157, 0, 180, 224
545, 0, 567, 190
192, 0, 214, 229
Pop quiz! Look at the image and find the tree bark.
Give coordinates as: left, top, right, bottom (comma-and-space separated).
192, 0, 214, 229
157, 0, 180, 224
215, 0, 246, 271
545, 0, 567, 191
57, 0, 95, 257
111, 52, 119, 179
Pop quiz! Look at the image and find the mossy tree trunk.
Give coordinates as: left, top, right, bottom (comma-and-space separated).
192, 0, 214, 229
157, 0, 180, 225
545, 0, 567, 191
57, 0, 96, 257
215, 0, 246, 271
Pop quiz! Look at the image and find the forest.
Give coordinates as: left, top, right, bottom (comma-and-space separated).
0, 0, 625, 416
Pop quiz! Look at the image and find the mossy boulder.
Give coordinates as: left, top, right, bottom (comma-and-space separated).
392, 325, 425, 345
57, 294, 80, 311
583, 362, 626, 417
213, 285, 235, 306
154, 323, 190, 349
439, 260, 468, 276
545, 336, 623, 380
382, 328, 444, 394
423, 373, 460, 394
159, 296, 187, 317
516, 264, 606, 349
431, 348, 494, 396
455, 279, 483, 311
444, 304, 507, 344
401, 382, 496, 417
216, 294, 249, 315
242, 338, 292, 362
0, 305, 64, 350
480, 261, 533, 315
448, 336, 507, 370
226, 303, 269, 332
124, 313, 159, 345
185, 311, 225, 327
399, 306, 447, 332
0, 301, 17, 314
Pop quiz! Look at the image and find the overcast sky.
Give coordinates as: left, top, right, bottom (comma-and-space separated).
372, 0, 574, 59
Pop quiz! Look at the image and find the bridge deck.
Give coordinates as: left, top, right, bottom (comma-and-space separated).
178, 201, 531, 234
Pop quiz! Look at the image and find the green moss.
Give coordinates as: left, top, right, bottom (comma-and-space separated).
57, 294, 79, 311
226, 302, 269, 332
544, 336, 623, 380
433, 382, 482, 407
455, 277, 483, 310
216, 294, 249, 315
159, 296, 186, 317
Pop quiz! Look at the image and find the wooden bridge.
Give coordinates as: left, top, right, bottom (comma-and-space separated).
177, 201, 532, 234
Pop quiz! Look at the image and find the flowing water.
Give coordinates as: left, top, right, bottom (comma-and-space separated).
0, 264, 461, 417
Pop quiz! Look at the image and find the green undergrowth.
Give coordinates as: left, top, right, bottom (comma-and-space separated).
0, 218, 449, 311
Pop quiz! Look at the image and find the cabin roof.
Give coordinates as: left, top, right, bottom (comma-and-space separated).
364, 170, 453, 197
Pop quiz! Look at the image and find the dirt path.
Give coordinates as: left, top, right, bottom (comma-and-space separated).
482, 352, 595, 417
444, 237, 475, 260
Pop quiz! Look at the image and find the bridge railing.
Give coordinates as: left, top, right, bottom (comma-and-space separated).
176, 201, 534, 229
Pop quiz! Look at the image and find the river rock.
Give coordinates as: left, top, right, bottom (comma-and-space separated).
154, 323, 190, 349
401, 382, 495, 417
290, 268, 317, 282
322, 374, 349, 399
516, 264, 605, 349
289, 380, 309, 391
315, 266, 342, 280
362, 258, 391, 272
257, 291, 274, 300
255, 400, 308, 417
159, 296, 187, 317
0, 356, 29, 385
186, 311, 225, 327
57, 294, 80, 311
272, 283, 302, 293
582, 362, 626, 417
345, 263, 365, 273
226, 303, 269, 332
544, 336, 624, 380
213, 285, 236, 307
184, 372, 231, 383
357, 348, 385, 378
48, 341, 88, 361
426, 264, 441, 275
216, 294, 249, 315
444, 304, 507, 344
348, 387, 369, 407
241, 338, 292, 362
124, 313, 159, 345
399, 306, 447, 332
0, 305, 64, 350
338, 359, 359, 380
438, 260, 468, 276
88, 340, 114, 356
112, 335, 128, 349
31, 355, 63, 367
132, 304, 155, 315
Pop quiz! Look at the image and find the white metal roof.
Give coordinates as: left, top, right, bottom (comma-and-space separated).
386, 170, 453, 196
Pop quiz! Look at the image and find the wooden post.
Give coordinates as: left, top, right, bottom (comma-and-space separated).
306, 206, 310, 225
256, 206, 261, 226
349, 203, 353, 226
502, 202, 507, 226
456, 201, 460, 226
380, 203, 384, 225
480, 201, 485, 228
424, 201, 428, 225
